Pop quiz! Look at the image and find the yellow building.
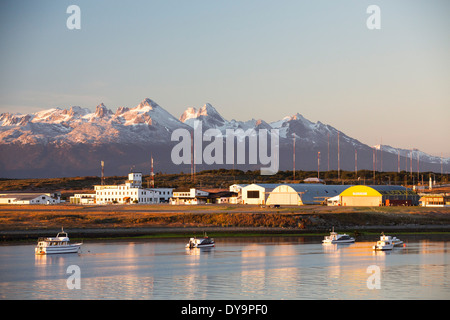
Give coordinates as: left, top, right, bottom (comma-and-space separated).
339, 185, 419, 207
340, 186, 382, 206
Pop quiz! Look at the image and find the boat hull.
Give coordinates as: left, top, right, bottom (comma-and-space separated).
35, 244, 82, 255
322, 239, 355, 244
373, 245, 393, 251
186, 243, 215, 248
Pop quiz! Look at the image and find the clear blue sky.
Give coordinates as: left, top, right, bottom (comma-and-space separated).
0, 0, 449, 157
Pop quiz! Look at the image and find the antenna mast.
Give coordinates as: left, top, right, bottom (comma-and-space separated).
373, 147, 375, 182
191, 131, 194, 183
151, 154, 155, 188
380, 137, 383, 172
327, 133, 330, 171
101, 160, 104, 186
337, 131, 340, 180
293, 136, 295, 181
317, 151, 320, 179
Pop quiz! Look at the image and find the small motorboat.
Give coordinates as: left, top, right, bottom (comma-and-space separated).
186, 233, 215, 249
35, 228, 82, 255
322, 227, 355, 244
373, 233, 397, 251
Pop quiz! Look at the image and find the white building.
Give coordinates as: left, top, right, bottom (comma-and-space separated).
0, 192, 61, 205
241, 184, 279, 205
150, 188, 173, 203
69, 193, 96, 205
95, 172, 159, 204
170, 188, 209, 205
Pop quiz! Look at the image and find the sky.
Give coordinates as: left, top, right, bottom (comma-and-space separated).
0, 0, 449, 157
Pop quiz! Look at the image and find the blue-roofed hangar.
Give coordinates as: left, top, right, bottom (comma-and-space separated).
241, 183, 419, 206
241, 183, 349, 205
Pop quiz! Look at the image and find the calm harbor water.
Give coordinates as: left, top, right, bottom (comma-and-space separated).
0, 235, 449, 300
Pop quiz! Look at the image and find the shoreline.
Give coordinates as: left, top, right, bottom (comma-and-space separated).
1, 203, 449, 242
2, 225, 450, 243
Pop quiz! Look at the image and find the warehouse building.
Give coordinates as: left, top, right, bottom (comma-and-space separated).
266, 184, 349, 206
241, 183, 350, 206
0, 192, 61, 205
339, 185, 419, 207
241, 184, 280, 205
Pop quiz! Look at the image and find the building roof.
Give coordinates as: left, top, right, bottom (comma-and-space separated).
252, 183, 351, 205
303, 177, 325, 183
208, 191, 238, 199
367, 185, 416, 195
282, 184, 350, 204
242, 183, 285, 192
339, 185, 417, 197
0, 193, 48, 201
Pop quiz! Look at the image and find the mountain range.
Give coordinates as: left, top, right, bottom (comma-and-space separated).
0, 98, 448, 178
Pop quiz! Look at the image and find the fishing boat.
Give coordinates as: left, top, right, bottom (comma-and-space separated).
322, 227, 355, 244
35, 228, 82, 255
373, 233, 404, 251
373, 233, 395, 251
186, 233, 215, 249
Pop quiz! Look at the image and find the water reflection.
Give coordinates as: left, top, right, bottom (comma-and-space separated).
1, 236, 450, 299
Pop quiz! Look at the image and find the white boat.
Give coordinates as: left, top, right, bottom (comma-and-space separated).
373, 233, 399, 251
391, 236, 404, 247
35, 228, 82, 255
322, 227, 355, 244
186, 233, 215, 249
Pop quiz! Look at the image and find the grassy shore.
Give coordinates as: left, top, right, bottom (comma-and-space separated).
0, 203, 449, 241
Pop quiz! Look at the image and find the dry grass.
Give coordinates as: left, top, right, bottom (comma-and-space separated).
0, 203, 449, 232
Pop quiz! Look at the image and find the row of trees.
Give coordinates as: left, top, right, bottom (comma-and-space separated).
1, 169, 447, 192
149, 169, 448, 188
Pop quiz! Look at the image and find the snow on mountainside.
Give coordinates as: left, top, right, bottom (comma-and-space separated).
180, 103, 226, 129
373, 144, 446, 166
180, 103, 273, 133
0, 97, 448, 178
0, 98, 189, 145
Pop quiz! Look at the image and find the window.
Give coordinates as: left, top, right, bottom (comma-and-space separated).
247, 190, 260, 198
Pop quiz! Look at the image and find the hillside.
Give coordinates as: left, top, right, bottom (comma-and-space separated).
1, 98, 448, 178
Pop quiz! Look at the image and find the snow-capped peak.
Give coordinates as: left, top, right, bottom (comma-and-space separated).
137, 98, 159, 110
93, 103, 113, 119
180, 103, 226, 129
179, 107, 197, 122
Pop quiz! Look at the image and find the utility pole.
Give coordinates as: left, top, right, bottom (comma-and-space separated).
150, 154, 155, 188
417, 152, 420, 181
337, 131, 340, 180
373, 147, 375, 182
380, 137, 383, 172
410, 150, 412, 177
327, 133, 330, 172
101, 160, 104, 186
293, 136, 295, 181
317, 151, 320, 179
